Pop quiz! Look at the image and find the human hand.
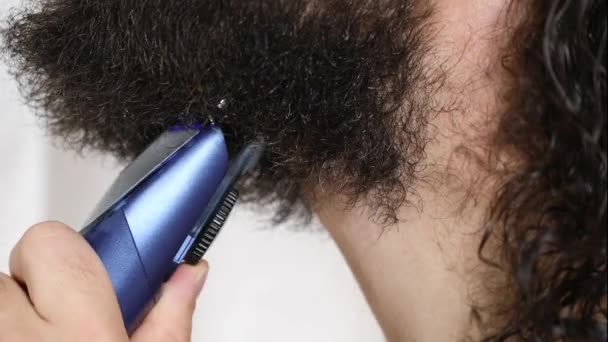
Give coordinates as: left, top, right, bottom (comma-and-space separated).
0, 221, 208, 342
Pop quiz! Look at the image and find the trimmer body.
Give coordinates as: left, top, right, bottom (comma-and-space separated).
81, 126, 262, 333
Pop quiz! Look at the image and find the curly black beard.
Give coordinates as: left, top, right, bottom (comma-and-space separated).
1, 0, 435, 222
2, 0, 606, 341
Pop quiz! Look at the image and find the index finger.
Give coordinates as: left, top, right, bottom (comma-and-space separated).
9, 221, 127, 340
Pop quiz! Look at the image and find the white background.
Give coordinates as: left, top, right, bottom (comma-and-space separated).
0, 1, 383, 341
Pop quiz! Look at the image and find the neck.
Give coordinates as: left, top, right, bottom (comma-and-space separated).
317, 173, 490, 341
316, 1, 512, 340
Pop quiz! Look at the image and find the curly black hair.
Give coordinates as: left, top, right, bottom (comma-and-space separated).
0, 0, 437, 223
476, 0, 607, 340
1, 0, 606, 340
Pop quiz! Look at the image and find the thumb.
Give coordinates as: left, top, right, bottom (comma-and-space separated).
131, 261, 209, 342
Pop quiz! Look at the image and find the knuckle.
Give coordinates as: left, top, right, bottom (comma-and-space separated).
16, 221, 105, 284
24, 221, 72, 244
19, 221, 73, 254
13, 221, 73, 265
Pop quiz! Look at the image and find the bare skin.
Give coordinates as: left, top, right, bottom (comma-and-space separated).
0, 222, 208, 342
317, 1, 511, 340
